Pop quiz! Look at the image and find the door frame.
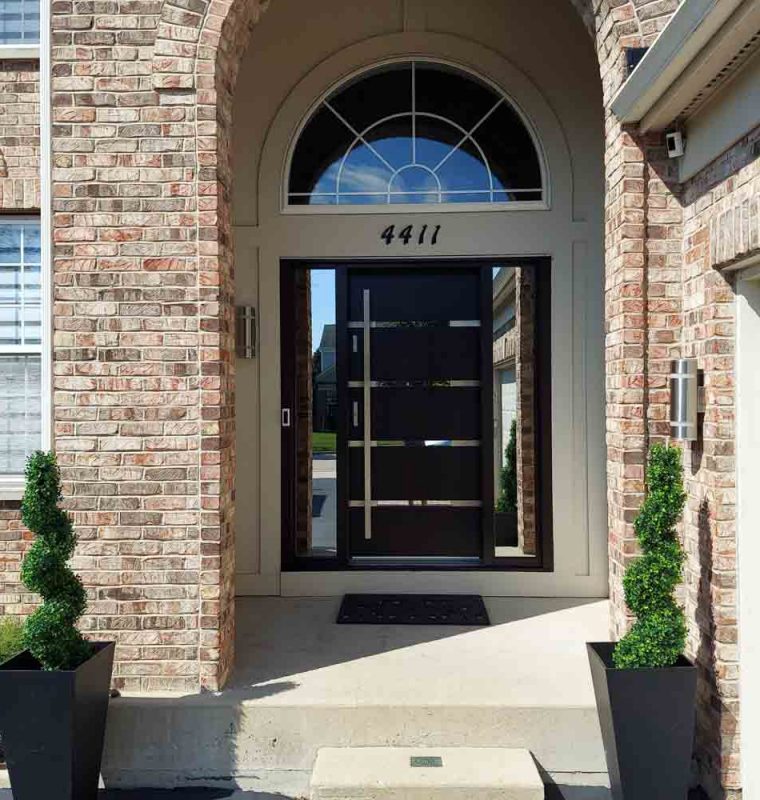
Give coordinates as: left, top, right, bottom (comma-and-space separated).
280, 257, 553, 572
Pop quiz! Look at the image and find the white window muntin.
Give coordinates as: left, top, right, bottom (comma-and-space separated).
284, 57, 549, 214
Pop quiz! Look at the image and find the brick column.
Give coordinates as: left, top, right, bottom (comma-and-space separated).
515, 267, 537, 555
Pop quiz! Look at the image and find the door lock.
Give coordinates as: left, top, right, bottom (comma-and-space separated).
281, 408, 291, 428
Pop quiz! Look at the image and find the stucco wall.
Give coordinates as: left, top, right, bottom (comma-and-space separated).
231, 0, 607, 596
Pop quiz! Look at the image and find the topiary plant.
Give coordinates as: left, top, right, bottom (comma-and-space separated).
20, 451, 91, 671
496, 419, 518, 513
613, 443, 687, 669
0, 618, 24, 663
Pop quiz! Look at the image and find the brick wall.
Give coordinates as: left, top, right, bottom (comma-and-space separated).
0, 59, 40, 210
295, 269, 312, 555
0, 54, 41, 622
679, 127, 760, 800
515, 267, 537, 555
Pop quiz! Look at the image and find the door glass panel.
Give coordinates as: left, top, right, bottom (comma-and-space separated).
491, 264, 539, 558
294, 267, 337, 557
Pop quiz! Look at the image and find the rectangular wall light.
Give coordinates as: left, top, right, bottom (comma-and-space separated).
236, 305, 256, 359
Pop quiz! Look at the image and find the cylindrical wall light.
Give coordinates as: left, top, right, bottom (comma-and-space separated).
670, 359, 699, 441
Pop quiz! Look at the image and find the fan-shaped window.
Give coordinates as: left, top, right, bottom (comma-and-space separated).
288, 61, 544, 207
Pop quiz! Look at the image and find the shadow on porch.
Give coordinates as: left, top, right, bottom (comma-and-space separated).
100, 596, 611, 796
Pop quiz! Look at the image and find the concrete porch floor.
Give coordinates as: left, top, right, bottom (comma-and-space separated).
100, 596, 613, 796
228, 596, 609, 709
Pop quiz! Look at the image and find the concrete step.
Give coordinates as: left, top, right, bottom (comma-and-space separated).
100, 597, 609, 793
310, 747, 545, 800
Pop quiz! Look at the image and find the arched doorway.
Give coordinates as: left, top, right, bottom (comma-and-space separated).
230, 2, 606, 598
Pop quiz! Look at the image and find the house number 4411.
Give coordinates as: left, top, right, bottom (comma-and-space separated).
381, 224, 441, 246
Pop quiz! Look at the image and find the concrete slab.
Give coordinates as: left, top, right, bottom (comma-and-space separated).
310, 747, 544, 799
101, 597, 610, 791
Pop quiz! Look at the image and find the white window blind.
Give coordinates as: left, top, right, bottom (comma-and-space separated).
0, 0, 39, 44
0, 220, 42, 475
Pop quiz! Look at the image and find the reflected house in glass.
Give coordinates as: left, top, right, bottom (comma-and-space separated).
289, 61, 544, 207
492, 266, 537, 555
313, 324, 337, 433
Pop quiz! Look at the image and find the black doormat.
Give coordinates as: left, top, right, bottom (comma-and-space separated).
337, 594, 490, 626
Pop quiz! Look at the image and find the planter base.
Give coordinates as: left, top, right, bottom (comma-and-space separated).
0, 641, 115, 800
587, 642, 697, 800
494, 510, 518, 547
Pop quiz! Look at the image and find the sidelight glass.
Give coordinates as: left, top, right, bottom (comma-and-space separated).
293, 267, 338, 557
288, 61, 543, 207
491, 264, 539, 559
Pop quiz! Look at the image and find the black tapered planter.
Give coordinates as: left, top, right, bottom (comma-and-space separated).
0, 641, 115, 800
494, 510, 518, 547
587, 642, 697, 800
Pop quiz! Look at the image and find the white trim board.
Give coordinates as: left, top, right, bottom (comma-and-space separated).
611, 0, 760, 131
278, 570, 609, 598
0, 43, 40, 60
737, 272, 760, 799
40, 0, 53, 455
231, 14, 607, 599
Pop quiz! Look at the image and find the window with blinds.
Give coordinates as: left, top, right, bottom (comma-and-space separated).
0, 0, 39, 44
0, 220, 42, 475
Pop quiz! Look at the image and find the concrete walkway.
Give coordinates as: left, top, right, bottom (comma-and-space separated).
0, 788, 710, 799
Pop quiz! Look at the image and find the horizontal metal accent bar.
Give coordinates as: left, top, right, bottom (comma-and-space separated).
346, 320, 481, 329
348, 439, 481, 448
347, 380, 481, 389
349, 500, 482, 508
349, 556, 482, 566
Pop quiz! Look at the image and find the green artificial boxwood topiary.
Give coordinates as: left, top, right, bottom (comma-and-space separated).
20, 451, 91, 671
613, 443, 688, 669
496, 419, 518, 513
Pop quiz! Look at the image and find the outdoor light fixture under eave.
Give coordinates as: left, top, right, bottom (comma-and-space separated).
236, 305, 256, 359
670, 359, 699, 442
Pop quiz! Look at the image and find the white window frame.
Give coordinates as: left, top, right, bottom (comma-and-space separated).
283, 56, 550, 215
0, 0, 50, 500
0, 216, 48, 498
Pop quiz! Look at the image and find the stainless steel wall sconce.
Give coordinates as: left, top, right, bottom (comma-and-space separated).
236, 305, 256, 359
669, 358, 699, 441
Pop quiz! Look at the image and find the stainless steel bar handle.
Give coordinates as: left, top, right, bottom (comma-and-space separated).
363, 289, 372, 540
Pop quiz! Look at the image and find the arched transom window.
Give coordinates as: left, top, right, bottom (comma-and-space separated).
288, 61, 545, 207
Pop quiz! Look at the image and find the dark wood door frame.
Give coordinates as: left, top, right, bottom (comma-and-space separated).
280, 258, 553, 572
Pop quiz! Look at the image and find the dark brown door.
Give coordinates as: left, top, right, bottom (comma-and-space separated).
337, 265, 492, 561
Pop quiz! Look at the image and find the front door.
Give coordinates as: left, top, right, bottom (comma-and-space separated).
336, 264, 493, 562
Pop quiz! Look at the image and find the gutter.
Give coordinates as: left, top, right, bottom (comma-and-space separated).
611, 0, 760, 131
